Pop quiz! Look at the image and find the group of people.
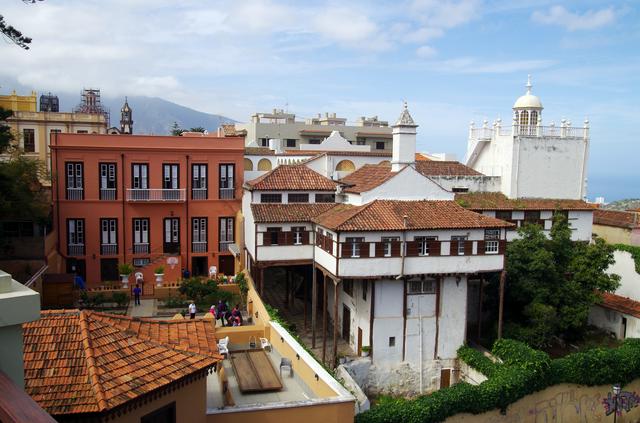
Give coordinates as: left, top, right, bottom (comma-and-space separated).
210, 300, 243, 326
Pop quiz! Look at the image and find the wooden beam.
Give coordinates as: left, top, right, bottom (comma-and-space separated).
322, 273, 328, 365
332, 278, 340, 368
434, 277, 441, 360
312, 266, 317, 348
303, 268, 308, 331
402, 278, 407, 361
259, 266, 264, 296
478, 276, 484, 341
369, 279, 375, 361
498, 270, 506, 339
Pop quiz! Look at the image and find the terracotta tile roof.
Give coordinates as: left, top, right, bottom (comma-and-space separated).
415, 160, 483, 176
23, 310, 218, 416
313, 200, 513, 231
415, 153, 431, 161
598, 292, 640, 318
339, 164, 396, 193
455, 192, 597, 211
284, 150, 392, 157
245, 147, 275, 156
246, 164, 339, 191
594, 209, 640, 229
252, 203, 340, 223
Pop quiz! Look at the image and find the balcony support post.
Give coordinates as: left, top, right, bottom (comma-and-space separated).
312, 265, 318, 348
284, 267, 290, 310
322, 273, 328, 365
332, 278, 340, 368
498, 270, 506, 339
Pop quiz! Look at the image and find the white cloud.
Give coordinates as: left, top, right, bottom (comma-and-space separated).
532, 6, 616, 31
416, 45, 437, 58
313, 7, 379, 45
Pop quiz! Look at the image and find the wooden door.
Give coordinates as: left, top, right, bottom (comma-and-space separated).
440, 369, 451, 389
219, 255, 234, 276
342, 305, 351, 341
163, 218, 180, 254
357, 327, 363, 355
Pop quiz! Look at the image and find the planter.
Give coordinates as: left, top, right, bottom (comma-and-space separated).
361, 351, 370, 357
155, 273, 164, 287
120, 274, 130, 288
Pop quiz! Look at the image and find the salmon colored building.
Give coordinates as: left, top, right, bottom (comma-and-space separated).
51, 133, 244, 292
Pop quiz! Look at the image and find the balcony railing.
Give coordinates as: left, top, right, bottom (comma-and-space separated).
192, 241, 207, 253
192, 188, 208, 200
126, 188, 185, 202
133, 243, 149, 254
219, 188, 235, 200
470, 124, 588, 140
260, 231, 310, 246
100, 243, 118, 255
100, 188, 116, 200
219, 240, 233, 252
329, 240, 507, 258
66, 187, 83, 200
67, 243, 85, 256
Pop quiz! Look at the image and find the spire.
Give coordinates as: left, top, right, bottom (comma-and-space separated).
526, 74, 532, 95
394, 101, 417, 127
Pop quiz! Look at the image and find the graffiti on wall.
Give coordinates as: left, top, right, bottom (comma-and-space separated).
528, 389, 603, 423
602, 391, 640, 416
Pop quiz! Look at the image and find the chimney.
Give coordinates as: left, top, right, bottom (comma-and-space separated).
391, 102, 418, 172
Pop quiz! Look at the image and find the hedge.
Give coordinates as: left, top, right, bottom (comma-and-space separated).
356, 338, 640, 423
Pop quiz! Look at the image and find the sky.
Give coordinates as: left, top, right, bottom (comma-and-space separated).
0, 0, 638, 201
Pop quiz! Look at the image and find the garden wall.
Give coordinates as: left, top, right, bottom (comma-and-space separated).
445, 379, 640, 423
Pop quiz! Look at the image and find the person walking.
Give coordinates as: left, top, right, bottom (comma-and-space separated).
133, 284, 142, 306
189, 301, 197, 319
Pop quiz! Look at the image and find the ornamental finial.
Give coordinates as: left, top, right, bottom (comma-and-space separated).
526, 74, 532, 95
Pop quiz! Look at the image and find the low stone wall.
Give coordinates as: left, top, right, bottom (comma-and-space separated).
336, 364, 370, 414
445, 379, 640, 423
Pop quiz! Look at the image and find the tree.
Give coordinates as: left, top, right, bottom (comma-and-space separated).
1, 1, 44, 50
499, 214, 620, 347
170, 122, 184, 136
0, 107, 14, 152
188, 127, 206, 133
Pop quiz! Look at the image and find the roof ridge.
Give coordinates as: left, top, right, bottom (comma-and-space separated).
78, 310, 108, 412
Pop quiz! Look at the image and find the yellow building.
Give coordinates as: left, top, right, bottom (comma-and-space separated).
0, 90, 108, 182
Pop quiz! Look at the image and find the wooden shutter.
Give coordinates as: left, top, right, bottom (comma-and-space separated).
375, 242, 384, 257
449, 241, 457, 256
406, 241, 418, 257
301, 231, 309, 245
464, 240, 473, 256
430, 241, 441, 256
263, 233, 271, 246
499, 240, 507, 254
391, 241, 401, 257
477, 240, 485, 255
360, 242, 370, 258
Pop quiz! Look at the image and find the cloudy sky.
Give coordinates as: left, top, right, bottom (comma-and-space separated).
1, 0, 638, 201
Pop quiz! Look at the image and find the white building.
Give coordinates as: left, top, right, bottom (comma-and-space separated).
465, 76, 590, 200
589, 292, 640, 339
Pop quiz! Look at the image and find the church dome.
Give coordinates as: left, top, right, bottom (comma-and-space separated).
513, 75, 543, 109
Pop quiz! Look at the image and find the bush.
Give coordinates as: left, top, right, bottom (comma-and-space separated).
163, 295, 188, 309
117, 263, 133, 275
112, 292, 129, 308
357, 339, 640, 423
178, 277, 233, 309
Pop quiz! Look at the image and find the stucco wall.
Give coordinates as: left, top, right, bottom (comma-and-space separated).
593, 224, 633, 246
359, 166, 453, 203
207, 400, 354, 423
445, 379, 640, 423
609, 250, 640, 300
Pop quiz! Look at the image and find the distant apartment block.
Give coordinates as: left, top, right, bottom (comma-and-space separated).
235, 108, 393, 152
51, 133, 244, 292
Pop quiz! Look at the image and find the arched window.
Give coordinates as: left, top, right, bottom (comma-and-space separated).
530, 110, 538, 126
244, 158, 253, 171
257, 158, 272, 171
336, 160, 355, 172
519, 110, 529, 126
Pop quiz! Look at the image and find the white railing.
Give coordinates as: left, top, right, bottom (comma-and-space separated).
219, 241, 233, 252
100, 188, 116, 200
126, 188, 185, 202
219, 188, 235, 199
469, 127, 494, 140
133, 243, 149, 254
24, 264, 48, 288
100, 243, 118, 255
66, 187, 83, 200
470, 124, 588, 140
68, 244, 85, 256
192, 188, 207, 200
192, 241, 207, 253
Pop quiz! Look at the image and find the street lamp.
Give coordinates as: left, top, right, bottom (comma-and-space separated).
612, 384, 621, 423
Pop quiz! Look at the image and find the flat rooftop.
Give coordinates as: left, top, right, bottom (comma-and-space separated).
207, 342, 316, 410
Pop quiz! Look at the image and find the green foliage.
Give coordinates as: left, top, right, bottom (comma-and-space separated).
501, 214, 620, 347
154, 265, 165, 274
170, 122, 184, 136
0, 107, 14, 153
118, 263, 133, 275
178, 277, 231, 309
163, 295, 188, 309
236, 272, 248, 302
0, 15, 33, 49
111, 292, 129, 308
613, 244, 640, 274
189, 126, 206, 133
358, 339, 640, 423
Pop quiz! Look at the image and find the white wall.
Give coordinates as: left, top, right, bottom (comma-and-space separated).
588, 306, 640, 339
372, 280, 404, 364
242, 190, 256, 260
610, 250, 640, 301
428, 175, 501, 193
359, 166, 454, 203
480, 210, 592, 242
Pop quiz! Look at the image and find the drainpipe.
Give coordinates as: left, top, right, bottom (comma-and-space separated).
397, 215, 408, 280
419, 291, 423, 394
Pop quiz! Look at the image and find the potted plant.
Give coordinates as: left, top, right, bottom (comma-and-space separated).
361, 346, 371, 357
154, 265, 165, 286
118, 263, 133, 288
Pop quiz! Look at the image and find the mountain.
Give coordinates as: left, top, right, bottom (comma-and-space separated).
54, 94, 236, 135
603, 198, 640, 211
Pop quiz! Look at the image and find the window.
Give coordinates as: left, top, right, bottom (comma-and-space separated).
381, 236, 399, 257
67, 218, 85, 255
133, 218, 150, 254
132, 163, 149, 189
219, 217, 234, 250
452, 187, 469, 193
415, 236, 437, 256
530, 110, 538, 125
219, 164, 235, 199
495, 211, 512, 220
65, 162, 84, 200
524, 211, 540, 221
261, 193, 282, 203
308, 139, 321, 144
451, 235, 467, 255
266, 227, 280, 245
376, 141, 385, 150
484, 229, 500, 254
292, 226, 305, 245
315, 193, 335, 203
0, 221, 34, 238
408, 278, 436, 294
519, 110, 529, 126
356, 140, 366, 146
99, 163, 117, 200
76, 130, 88, 134
286, 139, 296, 148
288, 193, 309, 203
100, 218, 117, 255
192, 164, 207, 199
345, 237, 364, 258
163, 218, 180, 254
23, 129, 35, 152
192, 217, 207, 252
260, 138, 269, 147
163, 164, 179, 189
362, 280, 368, 301
343, 279, 353, 296
389, 337, 395, 347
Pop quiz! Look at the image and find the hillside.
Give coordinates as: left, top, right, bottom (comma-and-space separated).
603, 198, 640, 211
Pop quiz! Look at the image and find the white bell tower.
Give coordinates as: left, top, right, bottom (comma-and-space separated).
391, 102, 418, 172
